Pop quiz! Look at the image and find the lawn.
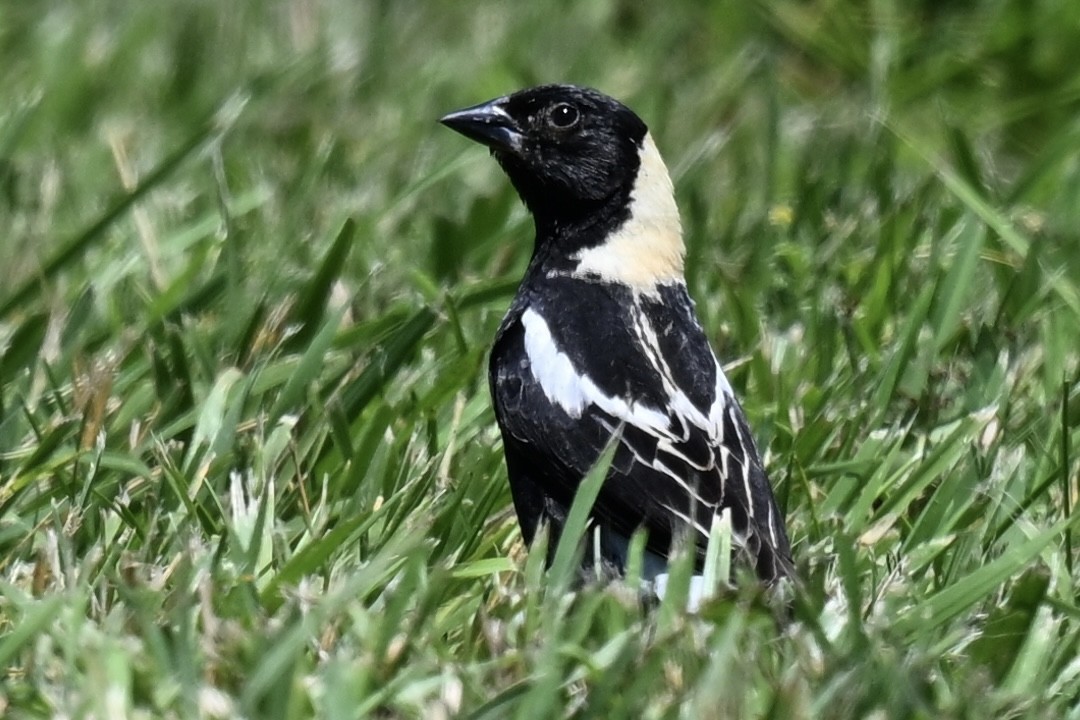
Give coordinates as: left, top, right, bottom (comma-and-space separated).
1, 1, 1078, 717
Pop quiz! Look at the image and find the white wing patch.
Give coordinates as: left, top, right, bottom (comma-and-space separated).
521, 309, 670, 432
521, 301, 752, 531
521, 292, 780, 568
520, 308, 589, 417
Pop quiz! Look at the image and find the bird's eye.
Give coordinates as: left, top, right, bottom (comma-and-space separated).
548, 103, 580, 129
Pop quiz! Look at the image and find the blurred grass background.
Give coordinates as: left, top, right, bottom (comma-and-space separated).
1, 0, 1079, 717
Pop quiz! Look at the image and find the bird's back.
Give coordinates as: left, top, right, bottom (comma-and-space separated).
490, 271, 793, 583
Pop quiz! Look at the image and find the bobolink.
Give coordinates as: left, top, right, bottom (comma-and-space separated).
441, 85, 794, 596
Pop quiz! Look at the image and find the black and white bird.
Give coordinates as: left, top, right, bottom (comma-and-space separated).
441, 85, 794, 597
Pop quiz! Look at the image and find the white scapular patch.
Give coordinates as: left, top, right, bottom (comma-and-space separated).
710, 362, 736, 430
520, 308, 589, 417
653, 573, 710, 612
629, 298, 731, 446
571, 133, 684, 289
521, 309, 671, 432
728, 403, 756, 520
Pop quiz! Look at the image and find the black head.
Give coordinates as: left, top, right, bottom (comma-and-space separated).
440, 85, 648, 230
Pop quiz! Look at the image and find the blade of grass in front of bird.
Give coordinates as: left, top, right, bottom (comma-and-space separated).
623, 527, 648, 595
547, 437, 617, 592
656, 534, 697, 629
701, 508, 733, 603
513, 443, 622, 718
688, 611, 748, 717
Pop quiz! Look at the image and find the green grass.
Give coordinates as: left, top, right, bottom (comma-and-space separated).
2, 0, 1079, 717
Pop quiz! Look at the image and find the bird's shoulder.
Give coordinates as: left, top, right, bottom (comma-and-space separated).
492, 274, 720, 413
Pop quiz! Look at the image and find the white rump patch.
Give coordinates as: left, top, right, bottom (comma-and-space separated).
652, 573, 710, 612
571, 133, 684, 289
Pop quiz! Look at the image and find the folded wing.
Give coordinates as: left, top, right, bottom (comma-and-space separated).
491, 279, 793, 581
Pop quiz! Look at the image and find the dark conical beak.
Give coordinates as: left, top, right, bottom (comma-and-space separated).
440, 98, 523, 155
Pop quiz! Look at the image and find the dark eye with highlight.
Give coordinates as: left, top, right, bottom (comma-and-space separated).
548, 103, 580, 129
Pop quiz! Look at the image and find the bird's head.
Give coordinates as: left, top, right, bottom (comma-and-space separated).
441, 85, 650, 221
441, 84, 684, 287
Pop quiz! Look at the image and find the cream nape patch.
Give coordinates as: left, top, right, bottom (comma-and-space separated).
570, 132, 685, 289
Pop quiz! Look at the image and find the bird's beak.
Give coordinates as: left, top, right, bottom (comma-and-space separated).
440, 98, 523, 155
